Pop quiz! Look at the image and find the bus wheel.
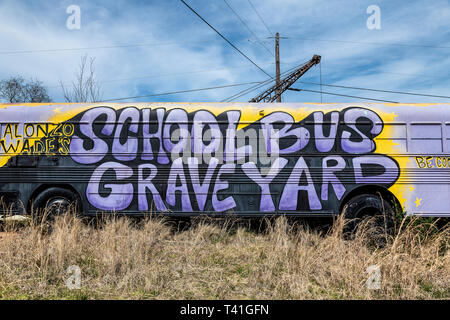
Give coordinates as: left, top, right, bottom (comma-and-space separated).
33, 187, 80, 218
341, 193, 395, 246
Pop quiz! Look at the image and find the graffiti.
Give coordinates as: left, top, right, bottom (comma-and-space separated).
0, 122, 73, 155
4, 102, 450, 216
416, 156, 450, 168
64, 106, 400, 213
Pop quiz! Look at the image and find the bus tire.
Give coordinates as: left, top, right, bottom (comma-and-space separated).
33, 187, 80, 217
341, 193, 395, 245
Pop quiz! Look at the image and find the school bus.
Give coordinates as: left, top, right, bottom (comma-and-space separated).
0, 102, 448, 224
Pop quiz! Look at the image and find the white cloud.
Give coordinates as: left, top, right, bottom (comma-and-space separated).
0, 0, 448, 103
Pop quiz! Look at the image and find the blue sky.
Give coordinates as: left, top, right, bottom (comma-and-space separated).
0, 0, 449, 103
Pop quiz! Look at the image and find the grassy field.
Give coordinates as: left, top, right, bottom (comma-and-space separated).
0, 212, 448, 300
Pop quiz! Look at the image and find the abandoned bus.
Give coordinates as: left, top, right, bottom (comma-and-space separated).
0, 102, 449, 222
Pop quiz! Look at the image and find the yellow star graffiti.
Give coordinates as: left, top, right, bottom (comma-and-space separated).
414, 197, 422, 207
53, 107, 61, 114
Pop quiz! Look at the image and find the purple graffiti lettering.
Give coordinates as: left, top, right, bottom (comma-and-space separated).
314, 111, 338, 152
166, 158, 193, 211
341, 108, 383, 154
142, 108, 169, 164
163, 109, 189, 155
279, 157, 322, 210
212, 164, 236, 211
353, 155, 399, 184
321, 156, 346, 201
242, 157, 288, 212
224, 111, 250, 162
70, 107, 116, 164
138, 163, 167, 211
112, 107, 139, 161
188, 157, 219, 211
192, 110, 222, 156
69, 106, 401, 215
86, 161, 133, 211
260, 112, 309, 155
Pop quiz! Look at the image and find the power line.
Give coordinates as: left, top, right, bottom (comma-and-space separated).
321, 68, 446, 80
222, 61, 310, 102
286, 36, 450, 49
247, 0, 273, 37
297, 81, 450, 99
0, 40, 214, 55
223, 61, 309, 102
222, 77, 273, 102
222, 67, 295, 102
222, 0, 274, 57
273, 62, 447, 79
47, 63, 278, 89
288, 88, 398, 103
101, 81, 264, 102
180, 0, 272, 78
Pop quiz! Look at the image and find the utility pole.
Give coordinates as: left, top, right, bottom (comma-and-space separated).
275, 32, 281, 102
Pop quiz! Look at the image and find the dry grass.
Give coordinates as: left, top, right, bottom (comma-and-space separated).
0, 210, 448, 300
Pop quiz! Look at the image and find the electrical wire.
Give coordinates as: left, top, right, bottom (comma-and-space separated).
222, 61, 309, 102
286, 36, 450, 49
180, 0, 272, 78
296, 81, 450, 99
247, 0, 273, 37
288, 88, 398, 103
0, 40, 214, 55
47, 63, 279, 89
221, 77, 274, 102
223, 0, 274, 57
101, 81, 264, 102
222, 60, 310, 102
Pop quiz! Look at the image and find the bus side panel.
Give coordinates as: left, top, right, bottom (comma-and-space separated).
0, 103, 448, 217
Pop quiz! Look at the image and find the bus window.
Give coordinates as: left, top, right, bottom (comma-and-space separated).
409, 123, 442, 154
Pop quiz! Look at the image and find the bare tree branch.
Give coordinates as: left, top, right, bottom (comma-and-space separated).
60, 54, 103, 102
